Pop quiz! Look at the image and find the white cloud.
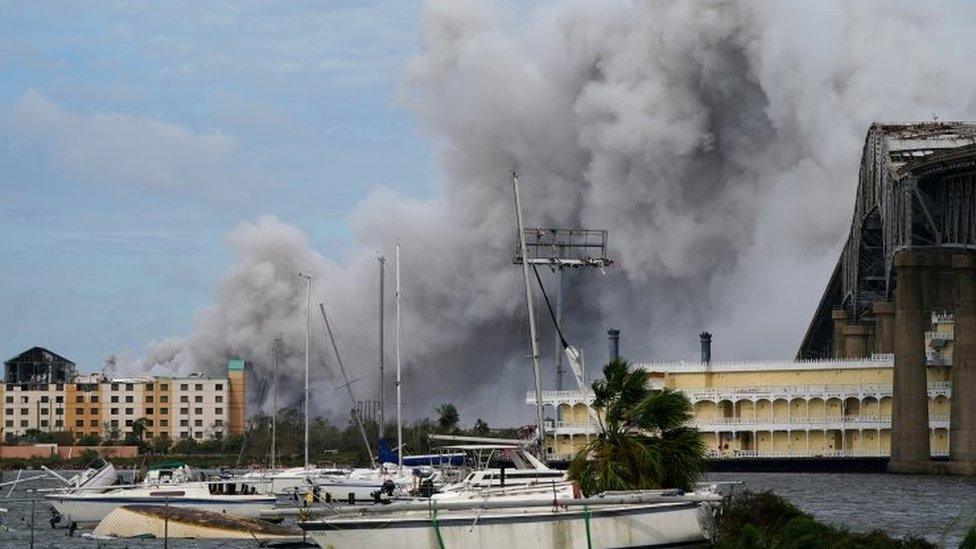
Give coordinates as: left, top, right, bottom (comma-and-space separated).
3, 90, 255, 190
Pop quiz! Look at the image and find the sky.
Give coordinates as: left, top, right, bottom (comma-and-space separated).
0, 1, 435, 371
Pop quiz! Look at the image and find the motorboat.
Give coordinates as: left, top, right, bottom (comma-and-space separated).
46, 462, 276, 526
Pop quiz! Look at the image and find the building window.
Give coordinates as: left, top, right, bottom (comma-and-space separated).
161, 396, 169, 403
146, 408, 154, 415
215, 384, 223, 391
55, 396, 63, 403
20, 420, 27, 427
160, 407, 168, 414
125, 396, 133, 403
55, 408, 63, 415
180, 431, 188, 439
125, 419, 133, 427
194, 408, 202, 415
4, 409, 11, 415
180, 384, 188, 391
90, 407, 98, 414
91, 396, 99, 403
110, 408, 119, 415
110, 419, 119, 427
54, 420, 62, 427
40, 420, 48, 427
75, 420, 84, 427
180, 408, 188, 415
40, 408, 48, 415
111, 383, 119, 391
125, 384, 133, 391
146, 419, 154, 427
146, 383, 154, 391
194, 419, 203, 427
194, 432, 202, 439
161, 384, 169, 391
160, 419, 169, 427
40, 396, 49, 403
195, 384, 203, 391
125, 408, 133, 415
19, 408, 27, 415
4, 420, 11, 427
111, 396, 119, 403
194, 396, 203, 403
214, 419, 223, 427
75, 408, 83, 415
5, 384, 12, 391
90, 420, 98, 427
215, 408, 223, 415
180, 419, 188, 427
4, 396, 11, 403
146, 395, 154, 403
180, 396, 188, 403
76, 395, 84, 403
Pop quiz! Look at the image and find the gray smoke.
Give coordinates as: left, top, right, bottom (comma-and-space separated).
132, 0, 976, 424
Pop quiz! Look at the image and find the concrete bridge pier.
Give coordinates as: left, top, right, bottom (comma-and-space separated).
948, 254, 976, 474
872, 301, 895, 355
888, 252, 932, 473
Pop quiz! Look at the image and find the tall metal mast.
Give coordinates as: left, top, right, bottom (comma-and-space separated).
378, 255, 385, 441
271, 335, 281, 469
511, 172, 547, 461
298, 272, 312, 470
395, 240, 403, 472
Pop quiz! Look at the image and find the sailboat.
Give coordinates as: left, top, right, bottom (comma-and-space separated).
297, 172, 721, 548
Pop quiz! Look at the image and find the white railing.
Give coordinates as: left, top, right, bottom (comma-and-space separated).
926, 329, 954, 341
706, 449, 949, 459
691, 414, 950, 431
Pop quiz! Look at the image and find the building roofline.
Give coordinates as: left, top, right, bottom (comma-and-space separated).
634, 356, 893, 373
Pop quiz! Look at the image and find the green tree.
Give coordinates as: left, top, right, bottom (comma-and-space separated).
567, 357, 705, 494
435, 403, 460, 433
472, 418, 490, 437
151, 435, 171, 454
75, 433, 102, 446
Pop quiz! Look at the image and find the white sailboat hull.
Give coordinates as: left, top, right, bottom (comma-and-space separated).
47, 489, 276, 526
303, 502, 713, 549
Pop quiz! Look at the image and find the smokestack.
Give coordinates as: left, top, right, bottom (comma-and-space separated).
608, 328, 620, 361
700, 332, 712, 364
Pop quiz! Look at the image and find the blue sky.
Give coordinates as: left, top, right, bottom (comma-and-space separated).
0, 1, 437, 370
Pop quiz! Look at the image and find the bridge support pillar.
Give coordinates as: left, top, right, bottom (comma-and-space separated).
889, 252, 931, 473
872, 301, 895, 355
832, 309, 848, 358
843, 323, 872, 358
949, 254, 976, 473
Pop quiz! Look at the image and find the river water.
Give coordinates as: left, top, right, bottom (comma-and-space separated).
706, 472, 976, 547
0, 470, 973, 547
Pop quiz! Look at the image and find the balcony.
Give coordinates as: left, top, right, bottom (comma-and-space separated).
691, 414, 950, 431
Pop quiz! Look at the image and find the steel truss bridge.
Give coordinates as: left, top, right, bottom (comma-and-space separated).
798, 122, 976, 359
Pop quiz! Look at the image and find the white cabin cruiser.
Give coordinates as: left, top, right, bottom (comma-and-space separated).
46, 462, 275, 526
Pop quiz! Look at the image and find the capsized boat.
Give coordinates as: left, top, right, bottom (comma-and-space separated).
93, 505, 302, 540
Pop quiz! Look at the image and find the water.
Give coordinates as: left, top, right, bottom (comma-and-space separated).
1, 470, 974, 547
706, 472, 976, 547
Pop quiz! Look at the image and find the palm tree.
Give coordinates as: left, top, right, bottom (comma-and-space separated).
567, 357, 705, 495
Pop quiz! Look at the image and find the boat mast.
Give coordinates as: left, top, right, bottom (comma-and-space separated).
299, 272, 312, 470
271, 335, 280, 470
511, 171, 547, 462
378, 254, 385, 442
395, 239, 403, 472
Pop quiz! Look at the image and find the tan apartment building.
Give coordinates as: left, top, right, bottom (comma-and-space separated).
2, 348, 246, 442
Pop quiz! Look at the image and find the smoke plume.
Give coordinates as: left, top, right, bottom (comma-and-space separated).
133, 0, 976, 424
